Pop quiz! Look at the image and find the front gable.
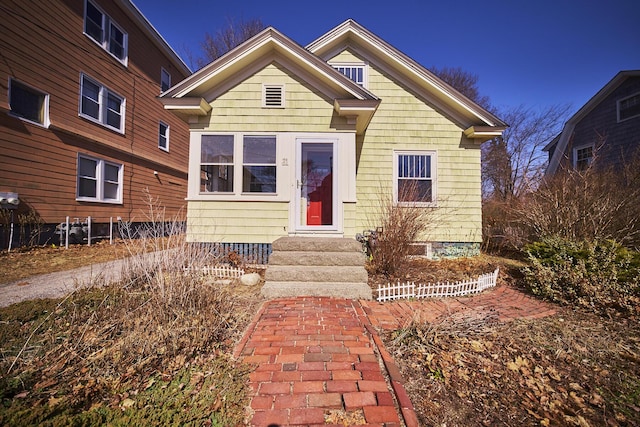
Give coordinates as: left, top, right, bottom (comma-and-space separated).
307, 20, 506, 139
161, 27, 380, 135
161, 20, 506, 253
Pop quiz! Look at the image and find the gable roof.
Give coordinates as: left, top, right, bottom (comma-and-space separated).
544, 70, 640, 175
307, 19, 507, 135
161, 19, 506, 139
161, 26, 380, 134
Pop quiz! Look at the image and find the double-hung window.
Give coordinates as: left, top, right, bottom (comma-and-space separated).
77, 154, 123, 203
200, 134, 277, 194
394, 151, 436, 205
573, 145, 594, 170
158, 122, 169, 151
80, 74, 125, 133
9, 79, 49, 126
618, 92, 640, 122
242, 136, 276, 193
201, 135, 234, 193
84, 0, 128, 64
161, 68, 171, 92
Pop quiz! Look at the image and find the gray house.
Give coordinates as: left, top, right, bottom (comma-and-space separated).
544, 70, 640, 174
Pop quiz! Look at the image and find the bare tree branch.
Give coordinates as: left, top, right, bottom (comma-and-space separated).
195, 17, 266, 69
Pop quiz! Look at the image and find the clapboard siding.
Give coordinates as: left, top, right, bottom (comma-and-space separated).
337, 48, 483, 243
187, 201, 289, 243
199, 63, 347, 132
565, 76, 640, 169
0, 0, 190, 229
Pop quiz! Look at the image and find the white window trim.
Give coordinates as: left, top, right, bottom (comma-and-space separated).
198, 133, 280, 198
83, 0, 128, 66
160, 68, 171, 93
159, 121, 169, 152
8, 78, 50, 128
393, 150, 437, 207
263, 84, 285, 108
330, 62, 368, 88
572, 143, 594, 169
617, 91, 640, 122
79, 73, 125, 133
76, 154, 123, 204
242, 135, 277, 194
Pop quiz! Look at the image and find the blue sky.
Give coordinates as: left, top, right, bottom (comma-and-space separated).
134, 0, 639, 115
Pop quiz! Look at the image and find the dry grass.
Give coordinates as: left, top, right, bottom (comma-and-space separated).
0, 240, 129, 284
384, 258, 640, 427
0, 194, 264, 426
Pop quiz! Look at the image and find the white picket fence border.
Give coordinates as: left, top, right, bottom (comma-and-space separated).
377, 268, 499, 302
183, 265, 245, 278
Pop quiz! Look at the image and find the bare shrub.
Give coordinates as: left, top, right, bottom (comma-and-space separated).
367, 181, 434, 276
482, 197, 526, 253
0, 190, 260, 423
515, 159, 640, 248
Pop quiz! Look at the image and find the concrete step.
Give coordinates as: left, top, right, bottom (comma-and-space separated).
265, 265, 368, 283
272, 237, 362, 253
261, 281, 372, 300
268, 251, 366, 266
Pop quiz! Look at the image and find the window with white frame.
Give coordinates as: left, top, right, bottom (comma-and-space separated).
242, 136, 276, 193
332, 63, 367, 87
161, 68, 171, 92
573, 145, 594, 170
84, 0, 128, 64
618, 92, 640, 122
201, 135, 234, 193
9, 79, 49, 126
394, 151, 436, 205
158, 122, 169, 151
77, 154, 123, 203
200, 134, 278, 194
80, 74, 125, 133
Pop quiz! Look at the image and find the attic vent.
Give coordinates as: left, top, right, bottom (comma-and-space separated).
263, 84, 284, 108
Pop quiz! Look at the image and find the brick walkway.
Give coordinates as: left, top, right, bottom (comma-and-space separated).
234, 286, 557, 426
361, 284, 558, 330
234, 297, 419, 426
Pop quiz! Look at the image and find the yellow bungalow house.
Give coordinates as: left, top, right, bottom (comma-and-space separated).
161, 20, 506, 261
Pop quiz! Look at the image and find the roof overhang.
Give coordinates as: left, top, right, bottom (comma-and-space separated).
463, 126, 507, 143
162, 27, 377, 102
117, 0, 191, 75
334, 99, 381, 134
160, 97, 211, 116
307, 20, 507, 131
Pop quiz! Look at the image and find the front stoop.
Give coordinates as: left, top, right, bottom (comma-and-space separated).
261, 237, 372, 300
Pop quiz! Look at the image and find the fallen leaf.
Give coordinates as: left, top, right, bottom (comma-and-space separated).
48, 396, 62, 408
120, 398, 135, 409
470, 340, 485, 352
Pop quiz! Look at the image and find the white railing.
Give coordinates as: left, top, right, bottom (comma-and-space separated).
183, 265, 245, 278
377, 268, 499, 302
